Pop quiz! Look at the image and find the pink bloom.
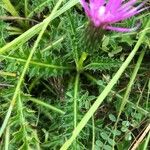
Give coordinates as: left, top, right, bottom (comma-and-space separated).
80, 0, 147, 32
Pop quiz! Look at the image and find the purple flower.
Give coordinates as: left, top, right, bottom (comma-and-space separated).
80, 0, 147, 32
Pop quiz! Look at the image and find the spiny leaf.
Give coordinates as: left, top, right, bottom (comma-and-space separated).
84, 57, 122, 71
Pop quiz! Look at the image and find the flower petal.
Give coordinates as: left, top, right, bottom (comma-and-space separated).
107, 4, 148, 24
80, 0, 91, 17
117, 0, 137, 14
115, 6, 148, 23
106, 0, 122, 13
90, 0, 105, 5
90, 0, 105, 10
105, 22, 141, 32
119, 0, 137, 11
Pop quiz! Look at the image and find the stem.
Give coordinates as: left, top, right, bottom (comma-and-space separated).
73, 73, 80, 149
24, 0, 29, 27
74, 73, 80, 128
60, 20, 150, 150
42, 36, 64, 52
0, 70, 16, 77
24, 0, 28, 17
18, 93, 29, 149
0, 55, 73, 70
92, 114, 95, 150
4, 126, 10, 150
146, 80, 150, 109
143, 130, 150, 150
29, 97, 65, 115
2, 0, 19, 17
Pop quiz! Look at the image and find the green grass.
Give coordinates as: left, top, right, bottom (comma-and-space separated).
0, 0, 150, 150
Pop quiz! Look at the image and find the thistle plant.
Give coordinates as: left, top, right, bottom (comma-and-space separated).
80, 0, 147, 32
0, 0, 149, 150
79, 0, 148, 53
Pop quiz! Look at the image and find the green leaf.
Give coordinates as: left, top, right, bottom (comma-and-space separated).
103, 145, 112, 150
100, 132, 108, 140
108, 114, 116, 122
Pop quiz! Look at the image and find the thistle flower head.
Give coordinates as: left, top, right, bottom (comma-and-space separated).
80, 0, 147, 32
